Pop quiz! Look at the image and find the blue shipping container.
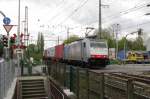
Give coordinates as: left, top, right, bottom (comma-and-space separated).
117, 50, 125, 60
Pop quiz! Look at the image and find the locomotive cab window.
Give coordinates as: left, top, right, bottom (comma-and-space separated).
90, 42, 106, 48
83, 42, 86, 47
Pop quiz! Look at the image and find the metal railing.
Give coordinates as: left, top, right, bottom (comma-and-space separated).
0, 59, 16, 99
46, 61, 150, 99
49, 78, 65, 99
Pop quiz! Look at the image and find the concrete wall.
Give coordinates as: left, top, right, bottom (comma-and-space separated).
0, 59, 16, 99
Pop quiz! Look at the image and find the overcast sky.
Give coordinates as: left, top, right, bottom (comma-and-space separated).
0, 0, 150, 48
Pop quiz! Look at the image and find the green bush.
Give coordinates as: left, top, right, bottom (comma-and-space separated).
109, 59, 121, 65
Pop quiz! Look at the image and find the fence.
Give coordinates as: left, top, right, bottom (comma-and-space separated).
46, 61, 150, 99
0, 59, 16, 99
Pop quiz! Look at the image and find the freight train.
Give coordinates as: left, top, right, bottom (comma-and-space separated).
43, 38, 109, 68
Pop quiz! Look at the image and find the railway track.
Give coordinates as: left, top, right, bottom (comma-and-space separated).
109, 72, 150, 84
103, 72, 150, 99
88, 70, 150, 99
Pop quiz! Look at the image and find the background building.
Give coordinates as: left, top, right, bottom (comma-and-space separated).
146, 38, 150, 51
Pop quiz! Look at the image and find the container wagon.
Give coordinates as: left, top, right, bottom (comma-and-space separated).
55, 44, 64, 62
44, 38, 109, 68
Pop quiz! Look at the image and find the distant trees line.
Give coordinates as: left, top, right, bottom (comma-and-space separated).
63, 28, 146, 51
25, 32, 44, 63
1, 28, 144, 60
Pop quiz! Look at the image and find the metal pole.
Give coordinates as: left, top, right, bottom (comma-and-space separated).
76, 67, 79, 99
24, 7, 27, 46
67, 28, 69, 40
26, 6, 29, 48
58, 36, 59, 45
17, 0, 20, 45
7, 32, 10, 49
116, 24, 120, 59
17, 0, 21, 76
124, 37, 126, 60
70, 66, 73, 91
86, 69, 89, 99
124, 34, 129, 61
127, 79, 133, 99
99, 0, 102, 39
124, 31, 137, 61
25, 6, 29, 58
100, 73, 104, 99
85, 27, 88, 37
0, 11, 6, 17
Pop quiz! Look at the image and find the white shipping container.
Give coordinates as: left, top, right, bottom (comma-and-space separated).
109, 48, 116, 59
47, 47, 55, 57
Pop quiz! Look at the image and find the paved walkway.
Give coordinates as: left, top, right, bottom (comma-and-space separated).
4, 78, 17, 99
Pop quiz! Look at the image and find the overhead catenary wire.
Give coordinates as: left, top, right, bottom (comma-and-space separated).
102, 1, 150, 22
102, 13, 147, 28
49, 0, 88, 24
57, 0, 89, 25
98, 2, 150, 31
48, 0, 72, 23
30, 39, 64, 41
54, 0, 66, 7
63, 1, 150, 28
45, 0, 150, 37
121, 21, 150, 31
89, 17, 150, 34
48, 1, 150, 29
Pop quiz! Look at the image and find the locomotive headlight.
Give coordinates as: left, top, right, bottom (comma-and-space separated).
104, 55, 108, 58
104, 55, 107, 58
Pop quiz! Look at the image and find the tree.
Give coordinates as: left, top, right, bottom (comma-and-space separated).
94, 29, 115, 48
26, 44, 42, 63
118, 37, 126, 51
35, 32, 44, 62
132, 36, 146, 50
27, 44, 36, 53
118, 36, 146, 51
107, 38, 116, 48
40, 33, 44, 53
63, 35, 80, 44
25, 32, 44, 64
37, 32, 44, 53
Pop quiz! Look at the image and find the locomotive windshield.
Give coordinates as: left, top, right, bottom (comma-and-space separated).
90, 42, 106, 48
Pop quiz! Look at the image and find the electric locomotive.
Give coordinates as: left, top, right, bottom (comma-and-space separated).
63, 38, 109, 67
